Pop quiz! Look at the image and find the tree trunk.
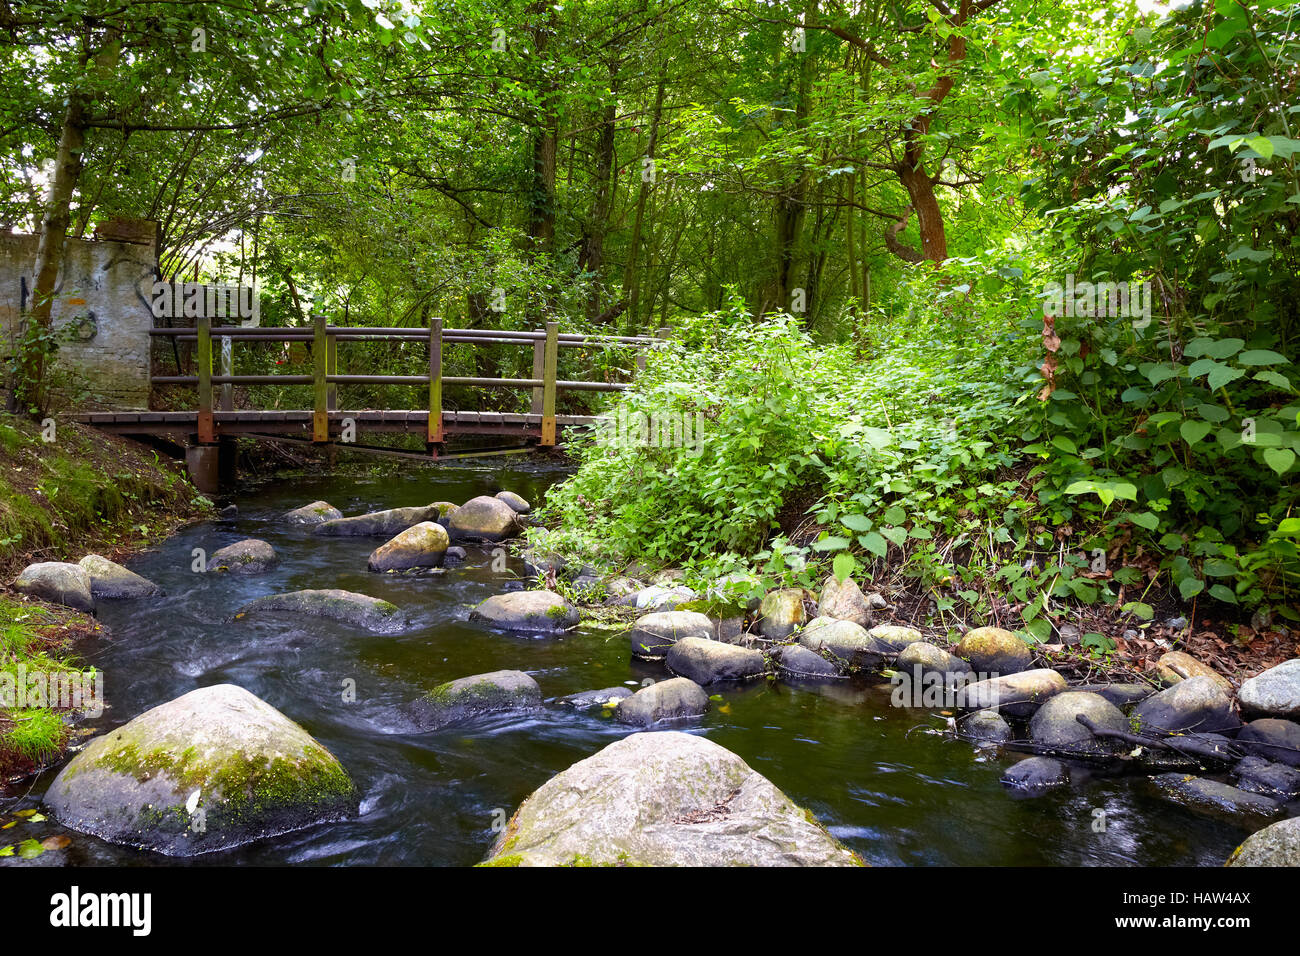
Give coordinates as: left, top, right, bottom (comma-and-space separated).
622, 73, 665, 330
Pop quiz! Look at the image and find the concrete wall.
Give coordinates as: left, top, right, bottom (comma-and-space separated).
0, 231, 156, 410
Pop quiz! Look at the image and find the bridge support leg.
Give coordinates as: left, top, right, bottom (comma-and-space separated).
218, 436, 238, 486
186, 444, 221, 496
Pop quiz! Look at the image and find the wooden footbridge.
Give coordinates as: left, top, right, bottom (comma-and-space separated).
73, 315, 666, 490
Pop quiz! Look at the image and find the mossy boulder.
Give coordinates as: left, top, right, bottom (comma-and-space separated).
312, 505, 442, 537
1154, 651, 1231, 691
797, 618, 884, 672
44, 684, 355, 856
481, 732, 861, 866
283, 500, 343, 526
210, 538, 279, 574
1029, 691, 1128, 754
867, 624, 926, 653
759, 589, 806, 640
666, 636, 765, 684
614, 678, 709, 726
367, 521, 449, 572
896, 641, 970, 678
816, 574, 871, 627
628, 611, 714, 659
1132, 675, 1240, 735
235, 589, 405, 633
1226, 817, 1300, 866
961, 669, 1067, 717
446, 495, 519, 542
469, 590, 579, 633
495, 491, 531, 514
408, 670, 542, 730
14, 561, 94, 612
78, 554, 161, 599
1238, 659, 1300, 720
955, 626, 1032, 675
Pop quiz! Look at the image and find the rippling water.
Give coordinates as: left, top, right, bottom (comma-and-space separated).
3, 462, 1260, 866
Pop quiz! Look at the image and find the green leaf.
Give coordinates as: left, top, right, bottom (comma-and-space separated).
1264, 447, 1296, 475
1177, 575, 1205, 600
1238, 349, 1288, 366
832, 553, 857, 583
1209, 584, 1238, 604
858, 531, 888, 557
1180, 420, 1213, 445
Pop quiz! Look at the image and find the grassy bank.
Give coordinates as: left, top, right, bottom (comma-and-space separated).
0, 410, 209, 783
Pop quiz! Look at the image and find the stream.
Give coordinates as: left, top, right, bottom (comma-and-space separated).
9, 463, 1255, 866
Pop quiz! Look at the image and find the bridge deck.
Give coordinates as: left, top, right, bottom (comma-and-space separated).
73, 409, 597, 439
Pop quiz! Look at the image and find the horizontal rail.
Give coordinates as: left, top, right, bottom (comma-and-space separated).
150, 325, 660, 346
151, 374, 627, 392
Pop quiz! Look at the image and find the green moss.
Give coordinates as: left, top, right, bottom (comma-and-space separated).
478, 853, 524, 867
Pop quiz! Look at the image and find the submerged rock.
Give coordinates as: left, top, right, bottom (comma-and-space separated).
446, 495, 519, 542
961, 669, 1066, 717
1131, 675, 1240, 735
283, 500, 343, 526
210, 538, 279, 574
77, 554, 161, 599
13, 561, 94, 612
1149, 772, 1280, 819
1226, 817, 1300, 866
1238, 659, 1300, 720
558, 687, 633, 710
1233, 756, 1300, 800
368, 521, 449, 572
628, 611, 714, 659
615, 677, 709, 727
470, 590, 578, 633
1029, 691, 1128, 755
1001, 756, 1070, 794
408, 670, 542, 730
666, 636, 765, 684
771, 644, 844, 680
759, 589, 806, 640
313, 505, 442, 537
960, 709, 1011, 745
495, 491, 531, 514
482, 732, 861, 867
956, 627, 1032, 675
44, 684, 355, 856
817, 575, 870, 627
235, 589, 404, 633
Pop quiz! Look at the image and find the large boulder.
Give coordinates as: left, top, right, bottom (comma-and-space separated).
1153, 651, 1231, 691
470, 590, 578, 633
1236, 718, 1300, 768
446, 495, 519, 542
759, 589, 806, 640
368, 521, 450, 572
44, 684, 354, 855
482, 732, 861, 867
816, 575, 870, 627
798, 618, 884, 672
283, 500, 343, 526
210, 538, 279, 574
628, 611, 714, 659
961, 669, 1067, 717
1029, 691, 1128, 755
1226, 817, 1300, 867
867, 624, 926, 653
1150, 773, 1280, 819
77, 554, 161, 599
896, 642, 971, 678
1131, 675, 1240, 735
13, 562, 93, 612
666, 637, 765, 684
1238, 659, 1300, 720
955, 626, 1032, 675
408, 670, 542, 730
614, 678, 709, 727
235, 589, 405, 633
312, 505, 442, 537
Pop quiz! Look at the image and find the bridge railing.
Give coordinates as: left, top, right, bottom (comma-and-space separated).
148, 317, 669, 446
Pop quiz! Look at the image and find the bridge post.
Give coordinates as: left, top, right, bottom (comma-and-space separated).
196, 313, 214, 444
530, 333, 544, 415
539, 321, 558, 446
312, 313, 329, 443
326, 331, 337, 411
427, 317, 443, 451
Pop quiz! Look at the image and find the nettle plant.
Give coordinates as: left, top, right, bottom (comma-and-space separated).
1010, 0, 1300, 620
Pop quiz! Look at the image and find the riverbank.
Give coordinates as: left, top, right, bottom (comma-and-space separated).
0, 411, 209, 784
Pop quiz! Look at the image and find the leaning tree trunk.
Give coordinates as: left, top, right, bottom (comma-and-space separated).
12, 94, 86, 413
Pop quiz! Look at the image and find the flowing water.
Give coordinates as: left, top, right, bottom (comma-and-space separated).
6, 463, 1260, 866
